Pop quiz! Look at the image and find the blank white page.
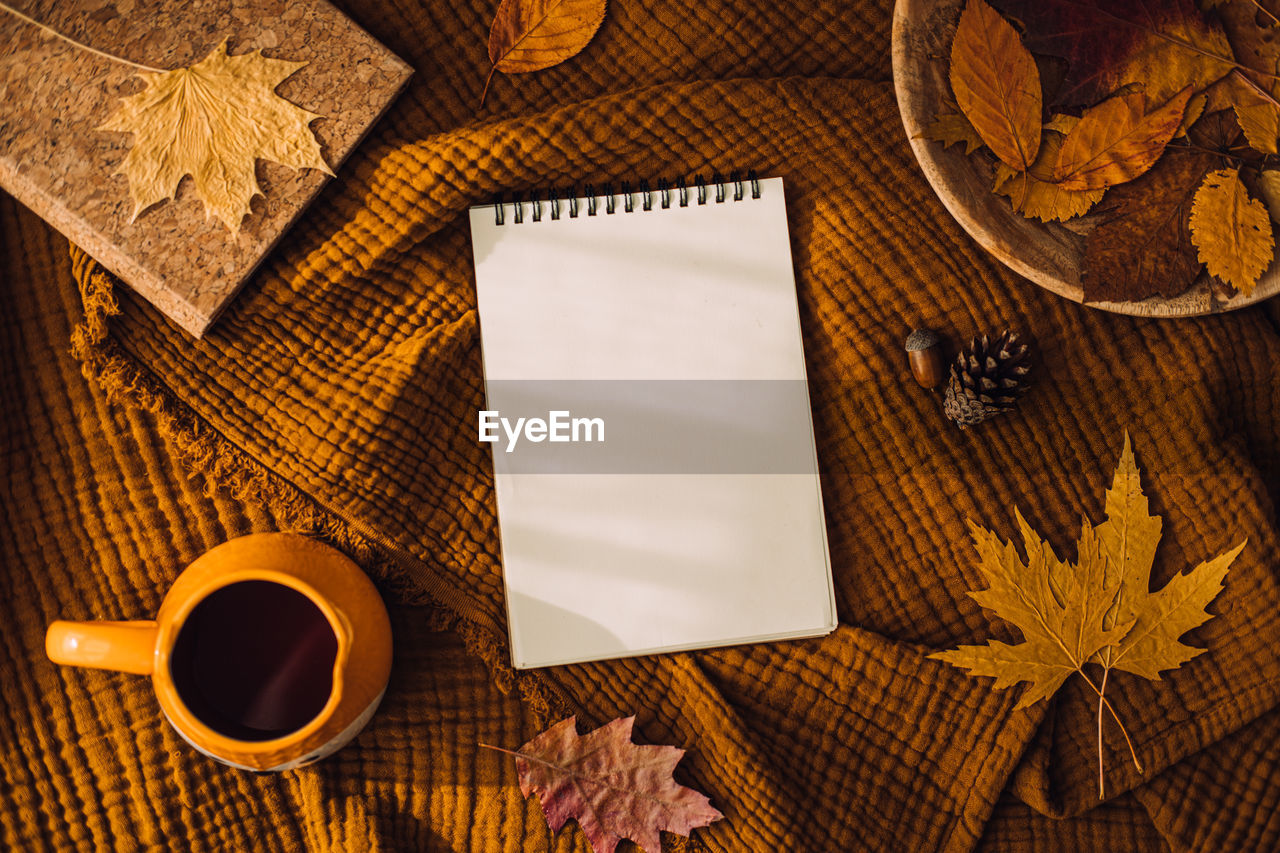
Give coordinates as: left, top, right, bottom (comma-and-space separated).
469, 178, 836, 668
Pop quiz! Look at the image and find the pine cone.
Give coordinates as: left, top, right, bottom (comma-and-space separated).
943, 330, 1031, 428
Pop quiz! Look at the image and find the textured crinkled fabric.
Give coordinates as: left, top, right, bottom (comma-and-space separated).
14, 0, 1280, 849
0, 196, 589, 852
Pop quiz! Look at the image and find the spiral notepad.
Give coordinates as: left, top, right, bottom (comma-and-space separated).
469, 177, 836, 669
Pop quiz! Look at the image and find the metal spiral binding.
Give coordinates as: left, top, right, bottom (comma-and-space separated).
492, 172, 762, 225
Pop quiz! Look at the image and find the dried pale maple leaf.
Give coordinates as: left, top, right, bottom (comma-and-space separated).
98, 40, 331, 234
989, 0, 1234, 108
1190, 167, 1275, 294
484, 716, 722, 853
932, 433, 1244, 797
482, 0, 607, 107
924, 112, 986, 155
1053, 88, 1193, 190
949, 0, 1042, 172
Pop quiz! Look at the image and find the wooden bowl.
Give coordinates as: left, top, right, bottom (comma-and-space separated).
891, 0, 1280, 317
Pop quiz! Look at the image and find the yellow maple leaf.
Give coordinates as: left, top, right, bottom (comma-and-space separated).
932, 433, 1245, 797
1092, 433, 1245, 680
1189, 168, 1274, 295
1092, 431, 1163, 667
931, 512, 1130, 710
993, 117, 1106, 222
99, 40, 332, 233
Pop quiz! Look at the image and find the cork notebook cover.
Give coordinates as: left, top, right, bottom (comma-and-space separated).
0, 1, 411, 337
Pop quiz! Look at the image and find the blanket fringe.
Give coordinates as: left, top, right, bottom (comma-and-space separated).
68, 249, 573, 730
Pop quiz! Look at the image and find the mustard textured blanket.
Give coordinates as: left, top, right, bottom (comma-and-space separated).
5, 0, 1280, 849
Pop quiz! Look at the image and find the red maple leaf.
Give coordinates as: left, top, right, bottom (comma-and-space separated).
488, 716, 723, 853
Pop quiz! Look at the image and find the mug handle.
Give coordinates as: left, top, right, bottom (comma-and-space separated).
46, 620, 158, 675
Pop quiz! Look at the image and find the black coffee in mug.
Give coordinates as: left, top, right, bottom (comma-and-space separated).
169, 581, 338, 741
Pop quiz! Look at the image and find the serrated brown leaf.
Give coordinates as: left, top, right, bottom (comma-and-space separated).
97, 40, 331, 234
990, 0, 1234, 108
1189, 167, 1275, 294
1217, 1, 1280, 81
1080, 148, 1214, 302
950, 0, 1042, 171
924, 112, 986, 154
993, 120, 1107, 221
1054, 88, 1193, 190
482, 0, 607, 106
503, 716, 722, 853
929, 512, 1131, 710
1210, 3, 1280, 149
1223, 71, 1280, 153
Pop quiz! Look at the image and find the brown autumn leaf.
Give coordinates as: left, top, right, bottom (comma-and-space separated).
993, 118, 1107, 221
1173, 44, 1242, 137
1198, 3, 1280, 151
1206, 0, 1280, 13
98, 40, 331, 233
924, 112, 986, 154
950, 0, 1042, 171
1225, 70, 1280, 153
1042, 112, 1084, 136
932, 432, 1243, 797
482, 0, 607, 106
1186, 105, 1245, 150
1190, 167, 1275, 293
989, 0, 1234, 108
1080, 148, 1214, 302
1178, 91, 1208, 137
1189, 67, 1241, 118
1054, 88, 1193, 190
1217, 0, 1280, 90
484, 716, 722, 853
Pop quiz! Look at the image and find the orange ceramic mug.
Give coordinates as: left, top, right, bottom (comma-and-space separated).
46, 532, 392, 771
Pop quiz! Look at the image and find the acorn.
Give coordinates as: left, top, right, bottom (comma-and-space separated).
905, 328, 945, 389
